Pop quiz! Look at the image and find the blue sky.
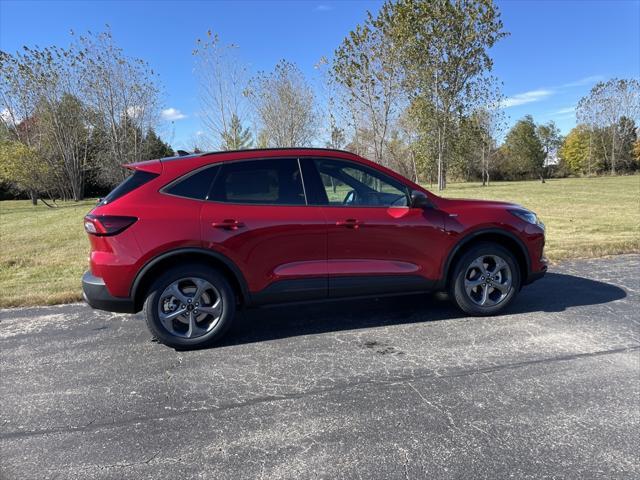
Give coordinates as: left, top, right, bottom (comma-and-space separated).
1, 0, 639, 149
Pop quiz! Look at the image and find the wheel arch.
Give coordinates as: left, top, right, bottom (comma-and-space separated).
441, 229, 531, 289
131, 248, 249, 312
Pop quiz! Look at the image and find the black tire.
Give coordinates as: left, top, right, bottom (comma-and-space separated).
143, 264, 236, 349
449, 242, 521, 316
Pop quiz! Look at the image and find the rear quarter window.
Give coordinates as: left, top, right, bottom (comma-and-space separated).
98, 170, 158, 206
164, 165, 220, 200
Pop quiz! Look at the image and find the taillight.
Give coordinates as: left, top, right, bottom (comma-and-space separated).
84, 215, 137, 236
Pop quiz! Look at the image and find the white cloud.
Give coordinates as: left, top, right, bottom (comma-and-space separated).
553, 106, 575, 115
500, 75, 603, 110
126, 105, 144, 119
501, 89, 554, 108
561, 75, 603, 88
315, 4, 333, 11
161, 108, 187, 121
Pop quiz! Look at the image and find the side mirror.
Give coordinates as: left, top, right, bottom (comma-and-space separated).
410, 190, 432, 209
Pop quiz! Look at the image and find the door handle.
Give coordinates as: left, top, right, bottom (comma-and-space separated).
212, 219, 245, 231
336, 219, 363, 229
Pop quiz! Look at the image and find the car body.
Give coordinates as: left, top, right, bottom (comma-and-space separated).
82, 148, 547, 348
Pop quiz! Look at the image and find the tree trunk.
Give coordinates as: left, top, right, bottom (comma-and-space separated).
437, 125, 446, 190
411, 150, 419, 183
481, 145, 486, 186
30, 191, 38, 206
587, 129, 593, 177
611, 126, 616, 175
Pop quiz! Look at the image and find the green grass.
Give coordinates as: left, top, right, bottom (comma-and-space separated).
0, 199, 94, 308
438, 176, 640, 262
0, 176, 638, 308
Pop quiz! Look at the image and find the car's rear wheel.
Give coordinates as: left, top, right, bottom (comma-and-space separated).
143, 265, 235, 348
450, 242, 521, 316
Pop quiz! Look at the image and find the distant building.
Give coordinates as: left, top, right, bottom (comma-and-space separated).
545, 148, 560, 167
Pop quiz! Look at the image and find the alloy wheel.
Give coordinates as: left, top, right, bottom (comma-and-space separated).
157, 277, 223, 338
463, 255, 513, 307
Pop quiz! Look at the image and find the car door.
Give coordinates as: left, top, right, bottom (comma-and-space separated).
200, 157, 327, 304
301, 157, 446, 298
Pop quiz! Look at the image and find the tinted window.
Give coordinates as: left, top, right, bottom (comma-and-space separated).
165, 165, 219, 200
98, 170, 158, 206
313, 159, 409, 207
210, 159, 305, 205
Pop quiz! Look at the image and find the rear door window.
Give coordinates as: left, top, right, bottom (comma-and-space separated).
209, 158, 306, 205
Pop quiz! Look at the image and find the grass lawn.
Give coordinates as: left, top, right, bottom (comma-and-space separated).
1, 175, 638, 308
439, 176, 639, 261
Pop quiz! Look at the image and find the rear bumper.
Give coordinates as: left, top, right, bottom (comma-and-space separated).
82, 271, 136, 313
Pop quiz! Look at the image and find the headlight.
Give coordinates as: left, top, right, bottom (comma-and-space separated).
509, 209, 544, 229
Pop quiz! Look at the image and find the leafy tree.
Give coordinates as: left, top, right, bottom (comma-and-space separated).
536, 120, 562, 181
247, 60, 317, 147
386, 0, 507, 189
0, 140, 49, 204
1, 29, 162, 197
220, 113, 252, 150
0, 46, 93, 200
385, 128, 418, 180
448, 115, 482, 181
616, 116, 638, 171
502, 115, 545, 179
633, 138, 640, 164
560, 125, 593, 175
255, 130, 270, 149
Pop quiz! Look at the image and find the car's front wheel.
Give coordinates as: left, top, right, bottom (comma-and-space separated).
143, 265, 236, 349
450, 242, 521, 316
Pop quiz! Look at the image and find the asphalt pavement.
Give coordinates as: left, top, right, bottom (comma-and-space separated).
1, 255, 639, 479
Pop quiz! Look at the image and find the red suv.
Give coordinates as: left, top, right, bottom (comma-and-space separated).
82, 148, 547, 348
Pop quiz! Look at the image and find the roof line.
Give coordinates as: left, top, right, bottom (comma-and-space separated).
200, 147, 357, 157
158, 147, 359, 163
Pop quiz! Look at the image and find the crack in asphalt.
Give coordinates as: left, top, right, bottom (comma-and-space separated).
2, 343, 638, 442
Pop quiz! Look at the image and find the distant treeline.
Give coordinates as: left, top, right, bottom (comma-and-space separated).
1, 1, 638, 203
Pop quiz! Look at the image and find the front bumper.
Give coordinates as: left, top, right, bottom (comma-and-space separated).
82, 271, 136, 313
524, 256, 548, 285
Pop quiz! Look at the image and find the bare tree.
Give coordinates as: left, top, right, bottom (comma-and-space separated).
0, 55, 38, 148
332, 8, 404, 166
474, 104, 504, 186
78, 29, 161, 185
247, 60, 317, 147
193, 30, 251, 150
577, 78, 640, 175
0, 46, 93, 200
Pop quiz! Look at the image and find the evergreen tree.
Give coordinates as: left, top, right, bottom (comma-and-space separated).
220, 114, 253, 150
141, 128, 174, 160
